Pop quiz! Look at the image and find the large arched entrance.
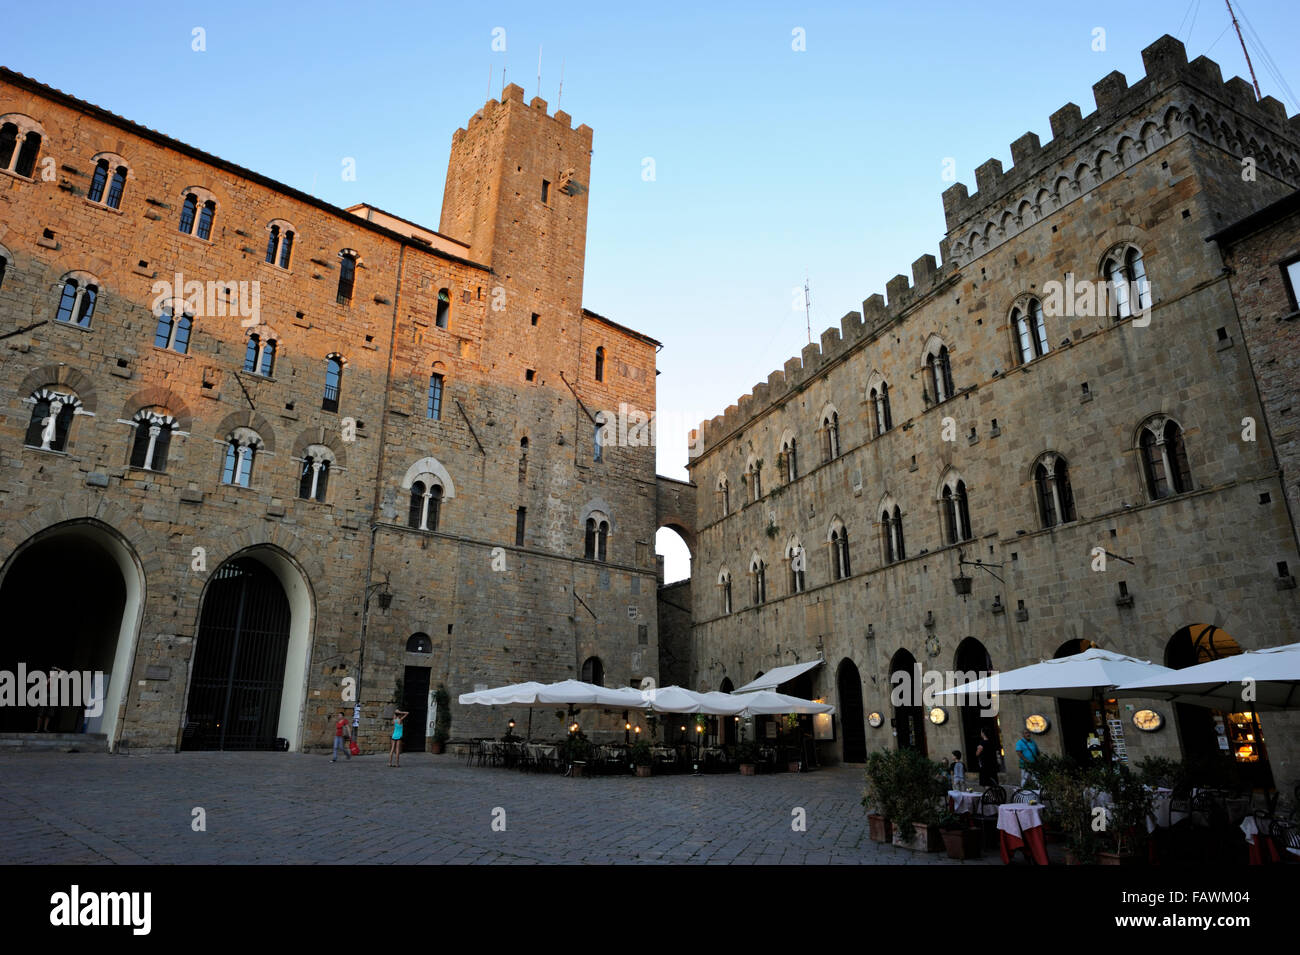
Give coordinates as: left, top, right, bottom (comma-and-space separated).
837, 659, 866, 762
182, 548, 313, 751
954, 637, 999, 772
0, 520, 144, 749
889, 648, 926, 754
1055, 638, 1099, 764
719, 677, 737, 745
1166, 624, 1274, 789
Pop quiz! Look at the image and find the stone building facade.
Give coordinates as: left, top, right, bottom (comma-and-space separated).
683, 36, 1300, 788
0, 72, 661, 753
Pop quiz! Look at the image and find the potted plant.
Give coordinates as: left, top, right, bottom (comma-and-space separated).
630, 739, 653, 777
1036, 756, 1099, 864
563, 730, 591, 777
1097, 763, 1154, 865
938, 806, 982, 859
737, 741, 759, 776
782, 713, 801, 772
888, 749, 947, 851
862, 750, 899, 843
430, 684, 451, 754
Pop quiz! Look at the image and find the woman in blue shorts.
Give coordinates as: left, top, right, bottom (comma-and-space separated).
389, 709, 409, 767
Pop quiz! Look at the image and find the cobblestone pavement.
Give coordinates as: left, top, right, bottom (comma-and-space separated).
0, 752, 1002, 864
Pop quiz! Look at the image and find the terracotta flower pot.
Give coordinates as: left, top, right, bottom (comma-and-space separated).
429, 741, 445, 754
941, 826, 982, 859
868, 813, 893, 843
892, 822, 944, 852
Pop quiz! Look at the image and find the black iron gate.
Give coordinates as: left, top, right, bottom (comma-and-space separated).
183, 558, 291, 751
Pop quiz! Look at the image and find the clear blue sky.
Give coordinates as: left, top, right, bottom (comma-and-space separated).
4, 1, 1297, 581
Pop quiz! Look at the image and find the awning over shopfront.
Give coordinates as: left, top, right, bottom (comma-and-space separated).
734, 659, 824, 693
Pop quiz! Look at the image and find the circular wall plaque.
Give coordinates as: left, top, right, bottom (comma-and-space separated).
1025, 714, 1050, 734
928, 706, 948, 725
867, 711, 883, 728
1132, 709, 1164, 732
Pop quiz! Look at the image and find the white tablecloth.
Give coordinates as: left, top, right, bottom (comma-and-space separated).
997, 804, 1045, 838
949, 791, 983, 813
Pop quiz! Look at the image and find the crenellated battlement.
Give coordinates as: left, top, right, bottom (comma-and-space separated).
451, 83, 593, 147
690, 34, 1300, 464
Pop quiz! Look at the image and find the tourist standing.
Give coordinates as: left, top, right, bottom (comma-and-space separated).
389, 709, 409, 767
951, 749, 966, 789
1015, 729, 1040, 787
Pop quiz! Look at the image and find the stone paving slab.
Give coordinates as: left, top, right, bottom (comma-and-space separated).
0, 752, 1003, 865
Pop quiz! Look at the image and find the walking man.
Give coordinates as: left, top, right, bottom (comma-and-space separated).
332, 710, 351, 762
1015, 729, 1040, 788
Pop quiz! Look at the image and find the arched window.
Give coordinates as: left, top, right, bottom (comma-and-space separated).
750, 556, 767, 605
265, 221, 295, 269
1012, 298, 1050, 365
583, 515, 610, 561
780, 436, 798, 483
107, 164, 127, 209
581, 656, 605, 687
1104, 245, 1152, 320
0, 118, 44, 178
337, 250, 358, 305
244, 333, 276, 376
718, 569, 733, 614
747, 459, 762, 502
178, 193, 197, 234
54, 276, 98, 328
177, 188, 217, 238
435, 288, 450, 328
298, 446, 334, 503
408, 480, 444, 531
881, 504, 906, 564
1140, 418, 1192, 500
829, 521, 851, 580
786, 539, 806, 594
129, 409, 176, 471
870, 382, 893, 436
925, 344, 955, 404
941, 476, 973, 544
427, 372, 444, 419
821, 410, 840, 463
24, 388, 81, 452
153, 302, 193, 353
196, 200, 215, 240
1034, 454, 1077, 527
717, 474, 730, 516
595, 346, 605, 382
322, 355, 343, 412
221, 428, 262, 487
88, 156, 128, 209
88, 160, 108, 202
406, 633, 433, 653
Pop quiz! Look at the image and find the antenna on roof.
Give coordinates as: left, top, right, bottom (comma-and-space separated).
537, 44, 543, 99
487, 64, 493, 103
804, 274, 813, 345
1225, 0, 1262, 100
558, 58, 565, 109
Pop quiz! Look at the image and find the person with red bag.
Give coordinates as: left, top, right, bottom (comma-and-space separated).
331, 710, 352, 762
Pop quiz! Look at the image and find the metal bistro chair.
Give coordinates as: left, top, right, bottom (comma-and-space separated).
977, 786, 1007, 851
1011, 787, 1037, 804
1271, 818, 1300, 863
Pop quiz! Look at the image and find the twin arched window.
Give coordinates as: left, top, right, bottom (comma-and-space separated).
87, 157, 128, 209
24, 388, 81, 452
821, 411, 841, 463
780, 436, 798, 483
409, 480, 445, 531
153, 301, 193, 353
265, 222, 295, 269
1104, 246, 1151, 320
786, 540, 806, 594
1035, 454, 1077, 526
717, 474, 730, 516
584, 515, 610, 561
881, 505, 906, 564
244, 333, 277, 376
941, 477, 973, 544
747, 459, 762, 502
298, 446, 334, 502
870, 382, 893, 436
222, 428, 263, 487
1012, 298, 1050, 365
129, 409, 176, 471
829, 522, 852, 580
178, 190, 216, 240
718, 569, 734, 614
55, 276, 99, 328
0, 117, 42, 177
1140, 418, 1192, 500
925, 345, 954, 404
750, 556, 767, 605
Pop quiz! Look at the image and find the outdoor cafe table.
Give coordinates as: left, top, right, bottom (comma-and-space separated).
1240, 815, 1299, 864
997, 803, 1049, 865
949, 790, 994, 815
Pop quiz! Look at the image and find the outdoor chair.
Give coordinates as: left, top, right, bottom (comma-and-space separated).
1271, 819, 1299, 862
976, 787, 1004, 851
1011, 788, 1037, 804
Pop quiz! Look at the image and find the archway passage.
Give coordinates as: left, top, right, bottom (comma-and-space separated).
1166, 624, 1274, 789
1055, 639, 1099, 765
402, 665, 431, 752
954, 637, 999, 775
0, 527, 133, 738
720, 677, 737, 745
889, 648, 927, 755
183, 557, 292, 751
837, 659, 866, 762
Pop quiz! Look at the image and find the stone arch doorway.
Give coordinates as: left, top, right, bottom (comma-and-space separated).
0, 519, 145, 749
719, 677, 737, 744
889, 648, 926, 754
1166, 624, 1274, 789
1055, 638, 1099, 765
837, 658, 866, 762
954, 637, 999, 774
182, 547, 313, 751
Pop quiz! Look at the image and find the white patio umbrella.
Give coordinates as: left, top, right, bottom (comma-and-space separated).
637, 686, 746, 714
458, 681, 549, 706
733, 690, 834, 716
459, 680, 643, 709
936, 647, 1180, 700
1113, 642, 1300, 711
